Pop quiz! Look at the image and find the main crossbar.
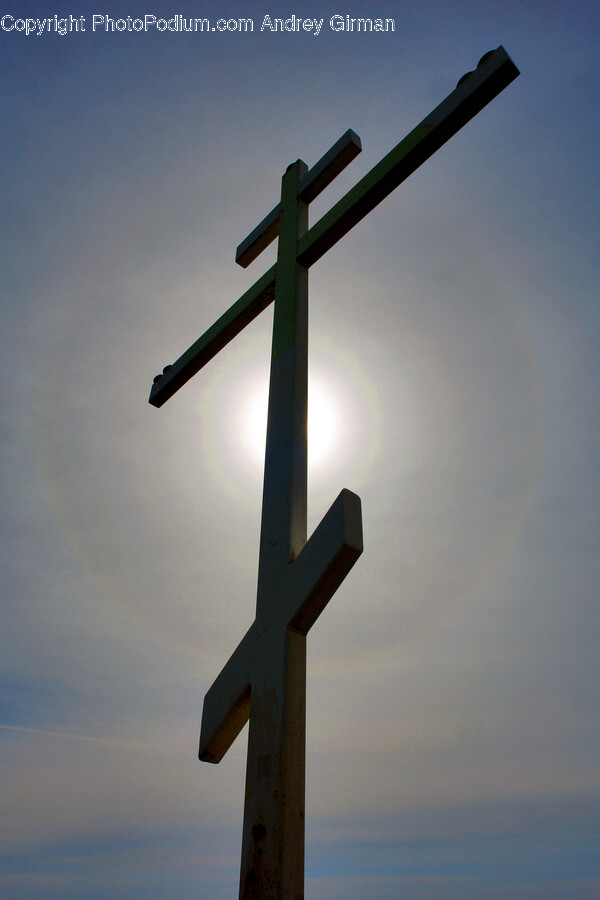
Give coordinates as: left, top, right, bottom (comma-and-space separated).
149, 46, 519, 408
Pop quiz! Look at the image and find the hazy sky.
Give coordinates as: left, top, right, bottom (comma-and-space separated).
1, 2, 599, 898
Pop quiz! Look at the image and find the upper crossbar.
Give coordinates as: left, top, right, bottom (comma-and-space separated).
235, 128, 362, 268
149, 46, 519, 408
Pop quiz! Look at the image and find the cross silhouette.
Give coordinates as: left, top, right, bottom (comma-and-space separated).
149, 47, 519, 900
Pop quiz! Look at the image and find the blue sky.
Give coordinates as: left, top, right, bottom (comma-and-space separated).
1, 1, 599, 898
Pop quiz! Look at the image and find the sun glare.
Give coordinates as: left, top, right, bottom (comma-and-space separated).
241, 376, 341, 470
203, 336, 388, 505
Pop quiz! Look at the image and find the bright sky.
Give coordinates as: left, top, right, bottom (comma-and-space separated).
2, 2, 599, 898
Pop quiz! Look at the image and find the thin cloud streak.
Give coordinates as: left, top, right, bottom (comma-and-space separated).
0, 723, 167, 753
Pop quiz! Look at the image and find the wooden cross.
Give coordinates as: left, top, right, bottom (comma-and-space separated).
149, 47, 519, 900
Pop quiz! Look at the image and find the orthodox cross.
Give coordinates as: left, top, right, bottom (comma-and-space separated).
149, 47, 519, 900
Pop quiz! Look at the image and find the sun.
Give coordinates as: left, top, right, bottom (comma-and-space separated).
204, 336, 388, 505
241, 375, 341, 471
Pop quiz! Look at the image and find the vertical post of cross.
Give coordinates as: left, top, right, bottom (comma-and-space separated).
239, 159, 309, 899
257, 159, 309, 598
